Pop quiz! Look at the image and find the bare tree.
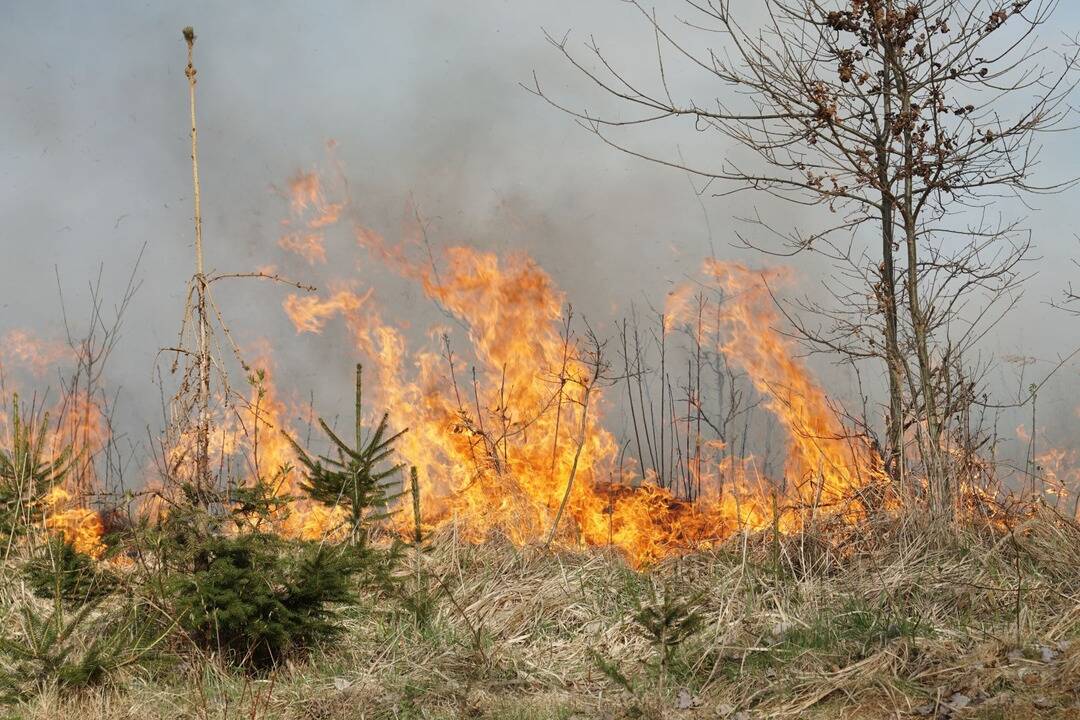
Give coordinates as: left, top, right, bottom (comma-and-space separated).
180, 26, 211, 504
545, 321, 613, 547
533, 0, 1077, 516
55, 249, 144, 503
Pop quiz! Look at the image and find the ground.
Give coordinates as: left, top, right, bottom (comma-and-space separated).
9, 510, 1080, 719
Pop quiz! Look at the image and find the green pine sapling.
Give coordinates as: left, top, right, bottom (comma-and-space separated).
285, 364, 407, 546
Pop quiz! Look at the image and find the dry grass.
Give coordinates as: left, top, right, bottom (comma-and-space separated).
6, 506, 1080, 720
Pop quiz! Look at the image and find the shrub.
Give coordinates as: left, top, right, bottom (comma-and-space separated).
167, 364, 411, 670
590, 581, 704, 697
285, 363, 406, 545
169, 532, 362, 669
632, 584, 703, 685
23, 536, 117, 605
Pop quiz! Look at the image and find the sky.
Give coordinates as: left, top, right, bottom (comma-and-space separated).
3, 1, 1080, 458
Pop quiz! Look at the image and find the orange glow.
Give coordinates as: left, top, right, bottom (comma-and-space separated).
235, 351, 350, 540
277, 166, 886, 564
0, 330, 111, 508
277, 171, 345, 264
1016, 423, 1080, 513
43, 486, 106, 558
667, 260, 884, 516
1, 329, 70, 377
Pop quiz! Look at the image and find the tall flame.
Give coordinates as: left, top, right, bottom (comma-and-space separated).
276, 164, 883, 564
667, 260, 883, 513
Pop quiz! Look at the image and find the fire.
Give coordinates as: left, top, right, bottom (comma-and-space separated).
0, 329, 71, 377
1016, 423, 1080, 513
235, 353, 350, 540
152, 344, 351, 541
276, 165, 884, 564
667, 260, 883, 515
43, 486, 106, 559
13, 154, 1076, 565
0, 330, 110, 557
283, 288, 373, 334
0, 154, 898, 566
278, 171, 346, 265
0, 329, 110, 476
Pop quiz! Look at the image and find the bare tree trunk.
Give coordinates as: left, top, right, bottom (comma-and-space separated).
877, 37, 905, 492
879, 198, 905, 490
897, 61, 947, 518
904, 216, 947, 515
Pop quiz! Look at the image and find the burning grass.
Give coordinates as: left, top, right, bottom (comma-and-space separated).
2, 12, 1080, 716
1, 137, 1077, 718
1, 196, 1076, 720
8, 508, 1080, 719
263, 160, 900, 566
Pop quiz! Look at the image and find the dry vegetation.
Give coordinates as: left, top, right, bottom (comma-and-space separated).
7, 512, 1080, 720
6, 2, 1080, 719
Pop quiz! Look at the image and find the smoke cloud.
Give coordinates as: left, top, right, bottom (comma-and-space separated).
2, 1, 1079, 472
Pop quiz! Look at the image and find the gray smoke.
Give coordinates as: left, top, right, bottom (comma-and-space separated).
2, 1, 1079, 473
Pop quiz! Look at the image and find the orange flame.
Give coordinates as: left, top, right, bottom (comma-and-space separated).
667, 260, 883, 513
43, 486, 106, 558
277, 171, 345, 264
276, 164, 884, 563
1, 329, 71, 378
236, 352, 350, 540
1, 330, 111, 548
1016, 423, 1080, 512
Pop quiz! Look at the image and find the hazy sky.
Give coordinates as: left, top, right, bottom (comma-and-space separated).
3, 1, 1080, 448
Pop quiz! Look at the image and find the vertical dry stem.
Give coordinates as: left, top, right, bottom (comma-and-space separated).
183, 26, 211, 501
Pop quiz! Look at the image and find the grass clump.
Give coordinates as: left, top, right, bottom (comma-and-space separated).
6, 516, 1080, 719
772, 597, 927, 665
0, 595, 162, 703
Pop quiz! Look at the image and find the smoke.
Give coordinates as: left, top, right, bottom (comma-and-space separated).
2, 1, 1079, 480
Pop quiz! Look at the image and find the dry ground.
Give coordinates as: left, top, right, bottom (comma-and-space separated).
8, 509, 1080, 720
